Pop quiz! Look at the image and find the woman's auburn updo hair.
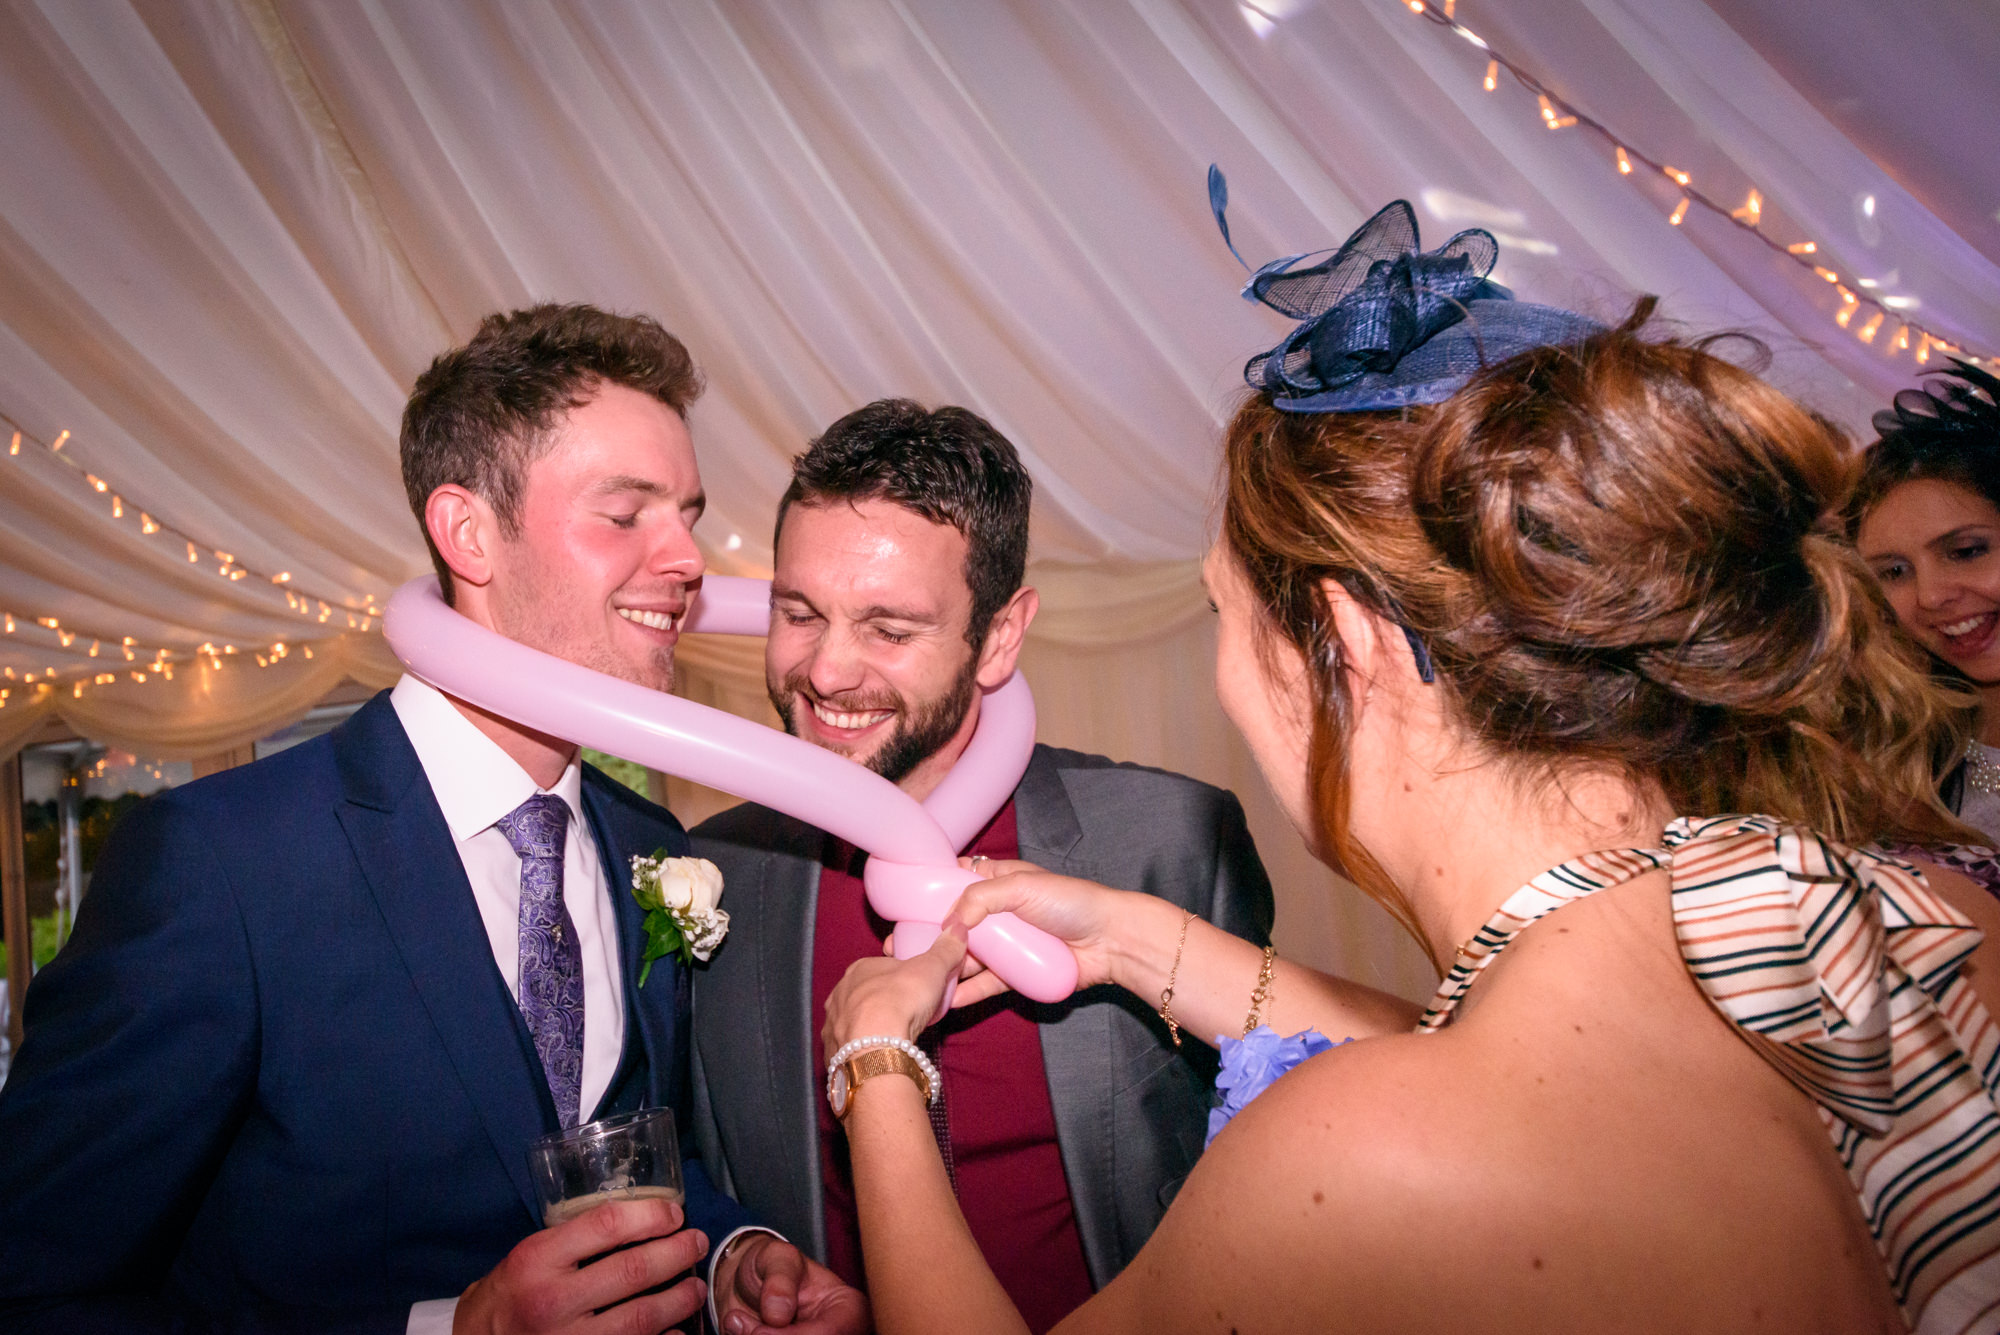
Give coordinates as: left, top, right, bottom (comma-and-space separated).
1223, 300, 1969, 957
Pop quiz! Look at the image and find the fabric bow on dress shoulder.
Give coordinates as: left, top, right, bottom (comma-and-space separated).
1421, 814, 2000, 1334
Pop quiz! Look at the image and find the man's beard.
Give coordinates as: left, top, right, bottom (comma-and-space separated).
770, 652, 980, 785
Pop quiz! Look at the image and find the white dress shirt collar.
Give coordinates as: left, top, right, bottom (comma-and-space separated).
391, 674, 585, 835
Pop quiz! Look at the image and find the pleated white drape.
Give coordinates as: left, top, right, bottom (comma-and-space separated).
0, 0, 1992, 997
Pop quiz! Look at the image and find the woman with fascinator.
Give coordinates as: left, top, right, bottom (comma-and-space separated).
804, 183, 2000, 1335
1851, 366, 2000, 892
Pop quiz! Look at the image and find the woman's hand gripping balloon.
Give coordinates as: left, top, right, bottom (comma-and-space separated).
936, 857, 1148, 1008
824, 860, 1120, 1050
824, 922, 974, 1055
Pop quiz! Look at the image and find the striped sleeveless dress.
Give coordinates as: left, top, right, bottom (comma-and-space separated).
1417, 815, 2000, 1335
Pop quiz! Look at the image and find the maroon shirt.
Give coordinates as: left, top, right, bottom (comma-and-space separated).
811, 801, 1095, 1334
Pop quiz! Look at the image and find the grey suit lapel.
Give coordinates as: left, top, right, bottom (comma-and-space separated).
1015, 746, 1122, 1290
1014, 743, 1083, 866
695, 811, 829, 1259
755, 818, 829, 1261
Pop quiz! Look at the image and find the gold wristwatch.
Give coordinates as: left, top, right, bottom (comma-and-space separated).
828, 1047, 933, 1122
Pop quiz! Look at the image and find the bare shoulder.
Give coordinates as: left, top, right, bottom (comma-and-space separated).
1062, 878, 1905, 1334
1063, 1033, 1497, 1333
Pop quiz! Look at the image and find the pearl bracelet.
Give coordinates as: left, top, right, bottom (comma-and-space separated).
826, 1035, 942, 1107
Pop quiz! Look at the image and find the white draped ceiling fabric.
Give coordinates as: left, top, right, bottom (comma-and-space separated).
0, 0, 1994, 999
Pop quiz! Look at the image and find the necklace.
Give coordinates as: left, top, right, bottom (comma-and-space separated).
1967, 744, 2000, 797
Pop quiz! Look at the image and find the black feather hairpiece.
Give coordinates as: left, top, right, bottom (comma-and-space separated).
1873, 359, 2000, 446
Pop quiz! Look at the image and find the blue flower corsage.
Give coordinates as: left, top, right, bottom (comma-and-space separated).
1206, 1025, 1350, 1148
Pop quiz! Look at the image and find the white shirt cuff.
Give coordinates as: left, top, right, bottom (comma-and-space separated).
706, 1225, 785, 1332
404, 1226, 781, 1335
407, 1297, 458, 1335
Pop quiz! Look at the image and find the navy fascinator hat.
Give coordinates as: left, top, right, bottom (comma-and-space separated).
1210, 166, 1603, 413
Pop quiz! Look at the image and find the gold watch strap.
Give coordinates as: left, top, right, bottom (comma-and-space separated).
840, 1046, 932, 1116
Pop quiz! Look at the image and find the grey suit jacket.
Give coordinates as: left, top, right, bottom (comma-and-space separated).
688, 743, 1274, 1290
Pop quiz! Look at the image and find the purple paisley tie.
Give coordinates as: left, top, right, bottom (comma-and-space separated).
497, 794, 584, 1128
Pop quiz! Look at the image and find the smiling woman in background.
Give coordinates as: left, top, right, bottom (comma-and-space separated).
1852, 363, 2000, 848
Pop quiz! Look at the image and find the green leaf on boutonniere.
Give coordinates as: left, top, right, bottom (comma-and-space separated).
637, 908, 692, 988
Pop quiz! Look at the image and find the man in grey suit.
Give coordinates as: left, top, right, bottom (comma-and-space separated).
689, 399, 1273, 1332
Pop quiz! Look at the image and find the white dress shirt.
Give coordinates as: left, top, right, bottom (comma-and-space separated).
395, 674, 625, 1335
391, 674, 626, 1107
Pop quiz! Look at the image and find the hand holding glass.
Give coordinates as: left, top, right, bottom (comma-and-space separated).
528, 1108, 684, 1228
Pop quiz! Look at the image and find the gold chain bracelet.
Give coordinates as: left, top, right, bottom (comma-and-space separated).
1242, 945, 1277, 1037
1158, 909, 1196, 1049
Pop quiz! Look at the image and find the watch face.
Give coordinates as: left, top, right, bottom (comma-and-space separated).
830, 1065, 852, 1119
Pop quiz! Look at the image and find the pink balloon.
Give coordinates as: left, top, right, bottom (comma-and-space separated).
922, 673, 1036, 852
382, 577, 1079, 1004
679, 574, 772, 638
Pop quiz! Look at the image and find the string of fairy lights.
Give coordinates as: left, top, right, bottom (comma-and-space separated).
1394, 0, 1991, 367
0, 408, 385, 705
8, 6, 1986, 704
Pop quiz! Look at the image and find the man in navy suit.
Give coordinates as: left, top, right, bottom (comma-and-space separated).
0, 305, 865, 1335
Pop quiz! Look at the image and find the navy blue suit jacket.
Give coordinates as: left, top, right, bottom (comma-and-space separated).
0, 691, 752, 1332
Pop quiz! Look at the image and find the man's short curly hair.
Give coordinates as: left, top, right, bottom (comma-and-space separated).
401, 303, 702, 602
776, 399, 1032, 651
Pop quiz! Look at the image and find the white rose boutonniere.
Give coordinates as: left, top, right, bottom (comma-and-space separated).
630, 852, 729, 985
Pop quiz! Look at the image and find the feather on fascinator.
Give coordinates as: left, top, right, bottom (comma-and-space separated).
1209, 166, 1603, 413
1873, 360, 2000, 447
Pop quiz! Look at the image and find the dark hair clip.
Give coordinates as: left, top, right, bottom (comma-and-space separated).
1401, 625, 1437, 685
1331, 577, 1439, 688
